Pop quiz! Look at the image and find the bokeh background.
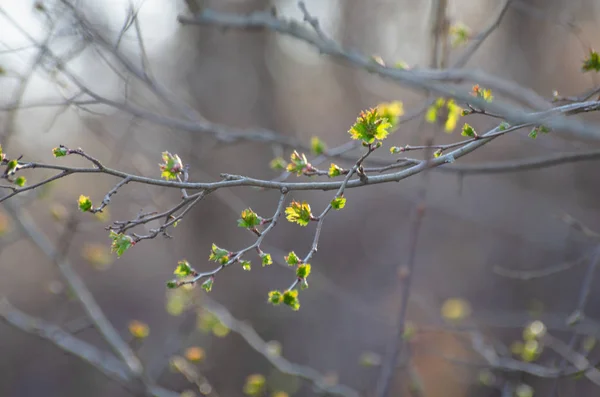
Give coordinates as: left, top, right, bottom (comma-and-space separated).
1, 0, 600, 396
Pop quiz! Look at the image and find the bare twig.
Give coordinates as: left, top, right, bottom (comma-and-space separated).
493, 250, 594, 280
0, 299, 179, 397
451, 0, 513, 68
3, 200, 144, 376
548, 247, 600, 396
203, 297, 360, 397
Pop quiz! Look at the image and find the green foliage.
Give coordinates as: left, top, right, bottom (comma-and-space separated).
240, 260, 252, 271
515, 384, 534, 397
78, 195, 93, 212
268, 290, 300, 310
403, 322, 417, 340
471, 84, 493, 102
582, 50, 600, 72
159, 151, 183, 180
285, 200, 312, 226
528, 125, 551, 139
461, 123, 477, 138
238, 208, 261, 228
331, 196, 346, 210
394, 60, 409, 70
300, 279, 309, 290
376, 101, 404, 127
201, 277, 213, 292
445, 100, 463, 132
52, 146, 68, 157
14, 176, 26, 187
434, 149, 443, 158
450, 22, 471, 47
441, 298, 471, 321
389, 146, 404, 154
498, 122, 510, 131
286, 151, 309, 176
348, 108, 393, 144
426, 98, 446, 123
166, 280, 177, 289
296, 264, 311, 279
260, 252, 273, 266
283, 290, 300, 310
209, 244, 230, 265
523, 320, 546, 341
328, 163, 343, 177
268, 290, 283, 305
243, 374, 266, 396
269, 157, 287, 170
310, 136, 326, 155
109, 231, 133, 257
6, 159, 18, 174
174, 260, 194, 276
285, 251, 300, 266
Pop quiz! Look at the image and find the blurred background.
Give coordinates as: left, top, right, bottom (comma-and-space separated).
1, 0, 600, 396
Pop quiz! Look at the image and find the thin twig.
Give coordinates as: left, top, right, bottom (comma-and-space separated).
3, 200, 144, 376
0, 299, 179, 397
203, 297, 360, 397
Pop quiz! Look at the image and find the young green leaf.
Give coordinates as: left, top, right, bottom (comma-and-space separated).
285, 251, 300, 266
394, 60, 410, 70
471, 84, 493, 102
243, 374, 266, 397
78, 195, 93, 212
445, 100, 463, 132
331, 196, 346, 210
286, 151, 310, 176
425, 98, 446, 124
283, 290, 300, 311
434, 149, 443, 158
461, 123, 477, 138
261, 253, 273, 266
159, 151, 183, 180
310, 136, 327, 155
296, 263, 311, 279
6, 159, 18, 175
582, 50, 600, 72
14, 176, 26, 187
376, 101, 404, 127
300, 278, 309, 290
528, 125, 550, 139
240, 260, 252, 271
348, 108, 393, 144
529, 129, 537, 139
209, 244, 230, 264
328, 163, 343, 178
498, 122, 510, 131
109, 231, 134, 257
166, 280, 178, 289
238, 208, 261, 228
285, 200, 313, 226
174, 260, 194, 276
269, 157, 287, 170
449, 22, 471, 47
52, 146, 68, 157
201, 277, 213, 292
268, 290, 283, 305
